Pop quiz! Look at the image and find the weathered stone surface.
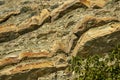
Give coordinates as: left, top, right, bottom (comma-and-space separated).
72, 16, 119, 34
0, 0, 120, 80
80, 0, 109, 8
0, 9, 50, 42
51, 34, 77, 53
0, 51, 52, 68
72, 23, 120, 56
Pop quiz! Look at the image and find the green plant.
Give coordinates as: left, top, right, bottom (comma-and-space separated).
69, 44, 120, 80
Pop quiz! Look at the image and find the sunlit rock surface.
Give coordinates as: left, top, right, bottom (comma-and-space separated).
0, 0, 120, 80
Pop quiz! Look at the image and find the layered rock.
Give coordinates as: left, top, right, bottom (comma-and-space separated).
0, 0, 120, 80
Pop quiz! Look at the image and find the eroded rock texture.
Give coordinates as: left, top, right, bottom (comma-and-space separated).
0, 0, 120, 80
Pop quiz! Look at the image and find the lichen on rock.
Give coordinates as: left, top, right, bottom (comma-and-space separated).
0, 0, 120, 80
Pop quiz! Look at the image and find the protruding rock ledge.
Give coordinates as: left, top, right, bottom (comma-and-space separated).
72, 23, 120, 57
0, 0, 110, 43
0, 51, 52, 68
0, 9, 50, 42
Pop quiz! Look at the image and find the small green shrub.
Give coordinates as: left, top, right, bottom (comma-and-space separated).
69, 44, 120, 80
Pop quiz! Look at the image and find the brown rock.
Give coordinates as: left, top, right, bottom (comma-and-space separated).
72, 23, 120, 56
0, 0, 119, 80
0, 61, 54, 76
0, 10, 20, 23
80, 0, 109, 8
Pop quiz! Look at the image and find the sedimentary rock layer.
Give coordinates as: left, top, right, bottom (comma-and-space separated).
0, 0, 120, 80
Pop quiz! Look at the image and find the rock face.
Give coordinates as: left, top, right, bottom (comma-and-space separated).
0, 0, 120, 80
